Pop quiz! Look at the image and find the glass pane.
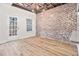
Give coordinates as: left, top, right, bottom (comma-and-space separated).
9, 17, 17, 36
27, 19, 32, 31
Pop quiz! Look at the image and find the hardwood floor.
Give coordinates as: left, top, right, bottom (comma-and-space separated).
0, 37, 77, 56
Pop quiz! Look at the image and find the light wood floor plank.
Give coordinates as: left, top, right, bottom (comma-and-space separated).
0, 37, 77, 56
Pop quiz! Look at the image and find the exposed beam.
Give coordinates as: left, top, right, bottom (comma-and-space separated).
12, 3, 66, 14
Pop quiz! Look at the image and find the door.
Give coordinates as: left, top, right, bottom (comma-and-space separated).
8, 16, 18, 40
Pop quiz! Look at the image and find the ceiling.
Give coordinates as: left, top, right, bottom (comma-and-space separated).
12, 3, 65, 13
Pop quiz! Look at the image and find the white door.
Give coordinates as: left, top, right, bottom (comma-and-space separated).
8, 16, 19, 40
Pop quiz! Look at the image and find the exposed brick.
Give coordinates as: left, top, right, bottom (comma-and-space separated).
36, 3, 77, 41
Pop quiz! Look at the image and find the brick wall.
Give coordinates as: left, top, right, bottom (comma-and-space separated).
36, 3, 77, 41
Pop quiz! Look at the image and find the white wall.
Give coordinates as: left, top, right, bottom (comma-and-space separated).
0, 3, 36, 44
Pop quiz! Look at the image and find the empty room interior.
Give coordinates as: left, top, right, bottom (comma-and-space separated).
0, 3, 79, 56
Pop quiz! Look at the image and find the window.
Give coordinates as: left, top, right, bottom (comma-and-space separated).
9, 17, 17, 36
26, 19, 32, 31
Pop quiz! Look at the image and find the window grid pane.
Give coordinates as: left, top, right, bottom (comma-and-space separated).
9, 17, 17, 36
27, 19, 32, 31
